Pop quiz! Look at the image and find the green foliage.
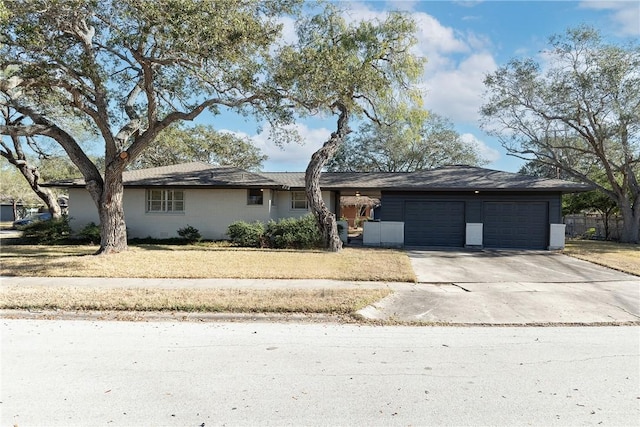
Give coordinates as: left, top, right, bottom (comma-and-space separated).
583, 227, 598, 240
227, 221, 266, 248
177, 225, 202, 243
227, 216, 322, 249
272, 6, 424, 122
76, 222, 101, 244
130, 124, 267, 171
37, 156, 83, 181
21, 216, 70, 244
265, 215, 322, 249
0, 162, 40, 205
327, 113, 487, 172
563, 191, 618, 217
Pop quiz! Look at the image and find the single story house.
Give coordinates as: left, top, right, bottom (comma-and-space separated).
50, 162, 591, 250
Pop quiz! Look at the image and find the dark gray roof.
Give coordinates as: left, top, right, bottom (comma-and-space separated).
50, 162, 282, 189
263, 166, 592, 192
47, 162, 592, 192
317, 166, 593, 192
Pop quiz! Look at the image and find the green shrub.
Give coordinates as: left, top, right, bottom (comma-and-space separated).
22, 216, 71, 244
177, 224, 202, 243
76, 222, 101, 244
227, 216, 322, 249
227, 221, 265, 247
265, 215, 322, 249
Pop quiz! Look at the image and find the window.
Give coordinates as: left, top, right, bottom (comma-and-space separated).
146, 189, 184, 212
247, 188, 263, 205
291, 191, 308, 210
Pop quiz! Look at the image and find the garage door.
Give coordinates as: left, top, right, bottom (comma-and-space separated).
483, 202, 548, 249
404, 201, 465, 247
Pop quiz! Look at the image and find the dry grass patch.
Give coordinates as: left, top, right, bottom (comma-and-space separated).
0, 286, 391, 314
563, 240, 640, 276
0, 245, 416, 282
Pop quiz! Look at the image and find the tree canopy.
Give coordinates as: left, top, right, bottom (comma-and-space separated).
271, 6, 425, 250
0, 162, 41, 205
0, 0, 299, 253
481, 26, 640, 243
327, 113, 487, 172
129, 124, 267, 171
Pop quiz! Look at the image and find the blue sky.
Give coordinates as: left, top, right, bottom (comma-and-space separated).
197, 0, 639, 173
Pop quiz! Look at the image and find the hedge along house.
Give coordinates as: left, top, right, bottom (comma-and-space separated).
49, 162, 591, 250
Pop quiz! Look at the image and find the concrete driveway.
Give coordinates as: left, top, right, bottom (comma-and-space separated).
358, 249, 640, 325
407, 249, 634, 283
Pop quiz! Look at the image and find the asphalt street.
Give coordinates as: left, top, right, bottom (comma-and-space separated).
2, 320, 639, 426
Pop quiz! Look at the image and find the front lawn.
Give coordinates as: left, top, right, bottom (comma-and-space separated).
0, 244, 417, 282
0, 286, 391, 315
563, 239, 640, 276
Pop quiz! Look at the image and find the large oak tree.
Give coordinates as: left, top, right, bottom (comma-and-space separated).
481, 26, 640, 243
0, 0, 298, 254
273, 7, 425, 251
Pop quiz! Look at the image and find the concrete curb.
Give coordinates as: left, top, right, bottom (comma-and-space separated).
2, 309, 639, 327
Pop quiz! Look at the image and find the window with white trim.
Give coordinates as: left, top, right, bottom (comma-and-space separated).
291, 191, 308, 210
146, 189, 184, 212
247, 188, 263, 205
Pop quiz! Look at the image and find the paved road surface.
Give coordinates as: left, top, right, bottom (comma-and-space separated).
2, 320, 638, 426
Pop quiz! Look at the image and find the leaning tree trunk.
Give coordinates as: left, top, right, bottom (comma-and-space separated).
15, 162, 62, 219
305, 102, 350, 252
2, 134, 62, 218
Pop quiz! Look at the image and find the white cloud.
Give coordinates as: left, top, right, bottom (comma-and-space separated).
335, 3, 497, 125
422, 52, 498, 124
277, 15, 298, 46
453, 1, 485, 7
222, 123, 331, 171
385, 1, 419, 12
579, 1, 640, 36
412, 12, 470, 56
460, 133, 501, 163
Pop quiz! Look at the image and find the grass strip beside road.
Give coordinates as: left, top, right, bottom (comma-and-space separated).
1, 286, 391, 315
563, 239, 640, 276
0, 245, 416, 282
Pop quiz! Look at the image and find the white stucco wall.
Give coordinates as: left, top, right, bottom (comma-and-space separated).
548, 223, 566, 250
465, 223, 483, 247
363, 221, 404, 247
67, 187, 336, 240
67, 188, 99, 232
271, 190, 334, 220
125, 188, 275, 240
